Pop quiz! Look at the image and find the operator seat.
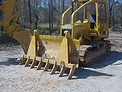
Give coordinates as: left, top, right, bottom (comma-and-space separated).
89, 14, 96, 29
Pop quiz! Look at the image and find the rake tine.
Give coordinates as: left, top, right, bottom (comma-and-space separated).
50, 61, 58, 75
25, 56, 31, 67
30, 57, 36, 68
37, 58, 43, 70
68, 65, 76, 79
19, 55, 26, 65
44, 59, 50, 71
50, 66, 58, 75
59, 67, 66, 77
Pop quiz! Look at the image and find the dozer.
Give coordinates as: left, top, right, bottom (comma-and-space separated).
0, 0, 111, 79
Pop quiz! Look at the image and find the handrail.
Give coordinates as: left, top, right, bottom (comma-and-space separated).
61, 6, 72, 25
71, 0, 95, 24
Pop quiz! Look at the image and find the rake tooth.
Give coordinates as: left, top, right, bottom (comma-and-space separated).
44, 59, 50, 71
25, 56, 31, 67
19, 55, 26, 65
59, 67, 66, 77
50, 61, 58, 75
68, 65, 76, 79
37, 58, 43, 70
50, 66, 58, 75
30, 57, 36, 68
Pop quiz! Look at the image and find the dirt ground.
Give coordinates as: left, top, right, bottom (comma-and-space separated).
0, 31, 122, 92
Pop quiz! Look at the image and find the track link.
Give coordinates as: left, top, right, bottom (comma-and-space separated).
79, 40, 111, 66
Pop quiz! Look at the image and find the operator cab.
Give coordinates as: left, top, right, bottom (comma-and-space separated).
60, 0, 109, 40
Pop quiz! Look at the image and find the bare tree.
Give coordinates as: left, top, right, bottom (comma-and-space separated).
28, 0, 32, 25
0, 0, 3, 20
107, 0, 119, 27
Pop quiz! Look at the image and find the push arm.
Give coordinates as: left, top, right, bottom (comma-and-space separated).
0, 0, 31, 53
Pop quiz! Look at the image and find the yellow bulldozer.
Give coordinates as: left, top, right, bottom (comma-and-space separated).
0, 0, 111, 79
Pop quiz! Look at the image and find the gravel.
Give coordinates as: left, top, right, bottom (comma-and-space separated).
0, 31, 122, 92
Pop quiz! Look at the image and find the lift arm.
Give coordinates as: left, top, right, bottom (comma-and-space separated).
0, 0, 31, 53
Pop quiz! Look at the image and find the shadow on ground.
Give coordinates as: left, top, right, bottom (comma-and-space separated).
71, 51, 122, 79
71, 67, 115, 80
87, 51, 122, 69
0, 51, 122, 79
0, 58, 19, 66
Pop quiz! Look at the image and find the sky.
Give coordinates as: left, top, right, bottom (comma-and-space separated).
119, 0, 122, 3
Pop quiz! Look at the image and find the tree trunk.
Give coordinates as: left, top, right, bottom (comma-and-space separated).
0, 0, 3, 20
28, 0, 32, 25
48, 0, 53, 35
34, 15, 38, 29
62, 0, 65, 14
48, 0, 51, 34
57, 0, 61, 29
34, 2, 38, 29
51, 0, 53, 29
0, 0, 4, 32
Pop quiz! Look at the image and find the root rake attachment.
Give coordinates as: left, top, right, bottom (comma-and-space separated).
19, 30, 80, 79
20, 55, 77, 79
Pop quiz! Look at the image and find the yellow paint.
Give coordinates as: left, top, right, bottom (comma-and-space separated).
0, 0, 109, 79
